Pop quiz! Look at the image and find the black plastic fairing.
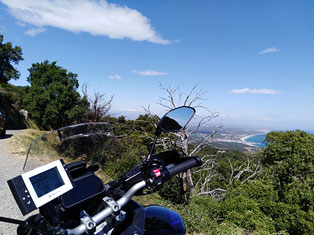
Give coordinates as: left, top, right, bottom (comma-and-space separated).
112, 200, 145, 235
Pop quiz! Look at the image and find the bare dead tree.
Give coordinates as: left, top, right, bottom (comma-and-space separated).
82, 83, 114, 122
193, 157, 262, 200
228, 159, 262, 184
141, 83, 265, 200
144, 83, 219, 198
82, 83, 88, 97
192, 156, 262, 200
191, 155, 226, 200
89, 92, 114, 121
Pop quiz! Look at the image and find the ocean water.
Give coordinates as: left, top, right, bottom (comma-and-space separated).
245, 134, 267, 148
245, 130, 314, 148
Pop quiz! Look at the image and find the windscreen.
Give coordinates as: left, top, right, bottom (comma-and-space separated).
23, 122, 115, 172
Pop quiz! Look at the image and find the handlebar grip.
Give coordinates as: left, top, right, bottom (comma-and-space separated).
163, 156, 203, 180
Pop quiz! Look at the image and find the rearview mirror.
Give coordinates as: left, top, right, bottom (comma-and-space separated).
143, 106, 196, 167
157, 106, 195, 132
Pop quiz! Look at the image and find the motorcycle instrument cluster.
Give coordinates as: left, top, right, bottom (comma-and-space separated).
7, 160, 73, 215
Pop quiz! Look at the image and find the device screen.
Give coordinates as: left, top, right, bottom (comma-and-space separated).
29, 167, 65, 198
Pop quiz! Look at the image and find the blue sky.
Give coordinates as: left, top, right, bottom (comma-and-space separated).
0, 0, 313, 130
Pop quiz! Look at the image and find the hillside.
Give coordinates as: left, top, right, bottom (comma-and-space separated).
0, 84, 28, 129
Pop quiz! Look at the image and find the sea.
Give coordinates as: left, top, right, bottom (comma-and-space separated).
245, 130, 314, 148
245, 134, 267, 148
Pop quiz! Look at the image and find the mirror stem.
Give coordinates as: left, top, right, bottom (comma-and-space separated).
143, 128, 162, 168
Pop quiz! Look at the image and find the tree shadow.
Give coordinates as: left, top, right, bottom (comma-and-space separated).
0, 134, 13, 140
0, 93, 27, 130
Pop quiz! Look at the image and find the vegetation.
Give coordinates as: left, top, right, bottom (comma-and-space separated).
2, 35, 313, 234
20, 60, 89, 130
7, 116, 313, 234
0, 83, 28, 129
0, 35, 113, 130
0, 35, 27, 127
0, 34, 23, 83
136, 130, 313, 234
5, 129, 47, 157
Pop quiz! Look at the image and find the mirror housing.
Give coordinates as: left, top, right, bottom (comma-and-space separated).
143, 106, 196, 168
157, 106, 196, 133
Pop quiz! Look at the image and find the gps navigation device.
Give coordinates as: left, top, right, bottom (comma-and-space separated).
8, 160, 73, 215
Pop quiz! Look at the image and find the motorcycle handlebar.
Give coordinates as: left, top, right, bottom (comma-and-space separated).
163, 156, 203, 180
66, 156, 202, 235
67, 181, 146, 235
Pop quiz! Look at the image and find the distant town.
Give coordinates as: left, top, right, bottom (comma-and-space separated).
192, 126, 269, 152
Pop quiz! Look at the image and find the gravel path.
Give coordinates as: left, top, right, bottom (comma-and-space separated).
0, 130, 37, 235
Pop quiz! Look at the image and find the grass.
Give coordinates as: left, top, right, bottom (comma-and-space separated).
5, 128, 114, 182
5, 129, 64, 170
5, 129, 48, 158
5, 129, 244, 234
4, 129, 278, 234
134, 193, 250, 235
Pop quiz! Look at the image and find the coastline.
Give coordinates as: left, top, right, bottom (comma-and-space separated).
240, 134, 255, 143
203, 130, 269, 151
240, 132, 268, 148
213, 134, 260, 149
240, 134, 260, 148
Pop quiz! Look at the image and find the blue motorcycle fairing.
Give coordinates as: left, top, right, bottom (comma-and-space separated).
144, 206, 185, 235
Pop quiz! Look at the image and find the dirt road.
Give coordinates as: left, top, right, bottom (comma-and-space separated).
0, 130, 35, 234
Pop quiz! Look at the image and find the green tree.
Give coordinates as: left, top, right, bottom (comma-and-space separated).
263, 130, 314, 187
0, 34, 23, 83
22, 60, 89, 129
261, 130, 314, 234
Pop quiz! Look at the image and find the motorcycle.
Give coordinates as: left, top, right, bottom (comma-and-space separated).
0, 106, 202, 234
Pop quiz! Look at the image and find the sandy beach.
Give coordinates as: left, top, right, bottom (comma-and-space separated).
240, 134, 256, 142
213, 135, 259, 148
239, 132, 268, 148
238, 134, 260, 148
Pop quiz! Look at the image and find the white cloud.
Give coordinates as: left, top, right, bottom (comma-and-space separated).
108, 74, 121, 80
0, 0, 170, 44
264, 117, 272, 121
16, 21, 27, 27
24, 27, 46, 36
220, 113, 240, 118
231, 88, 279, 94
120, 108, 137, 112
132, 70, 168, 76
259, 47, 280, 54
